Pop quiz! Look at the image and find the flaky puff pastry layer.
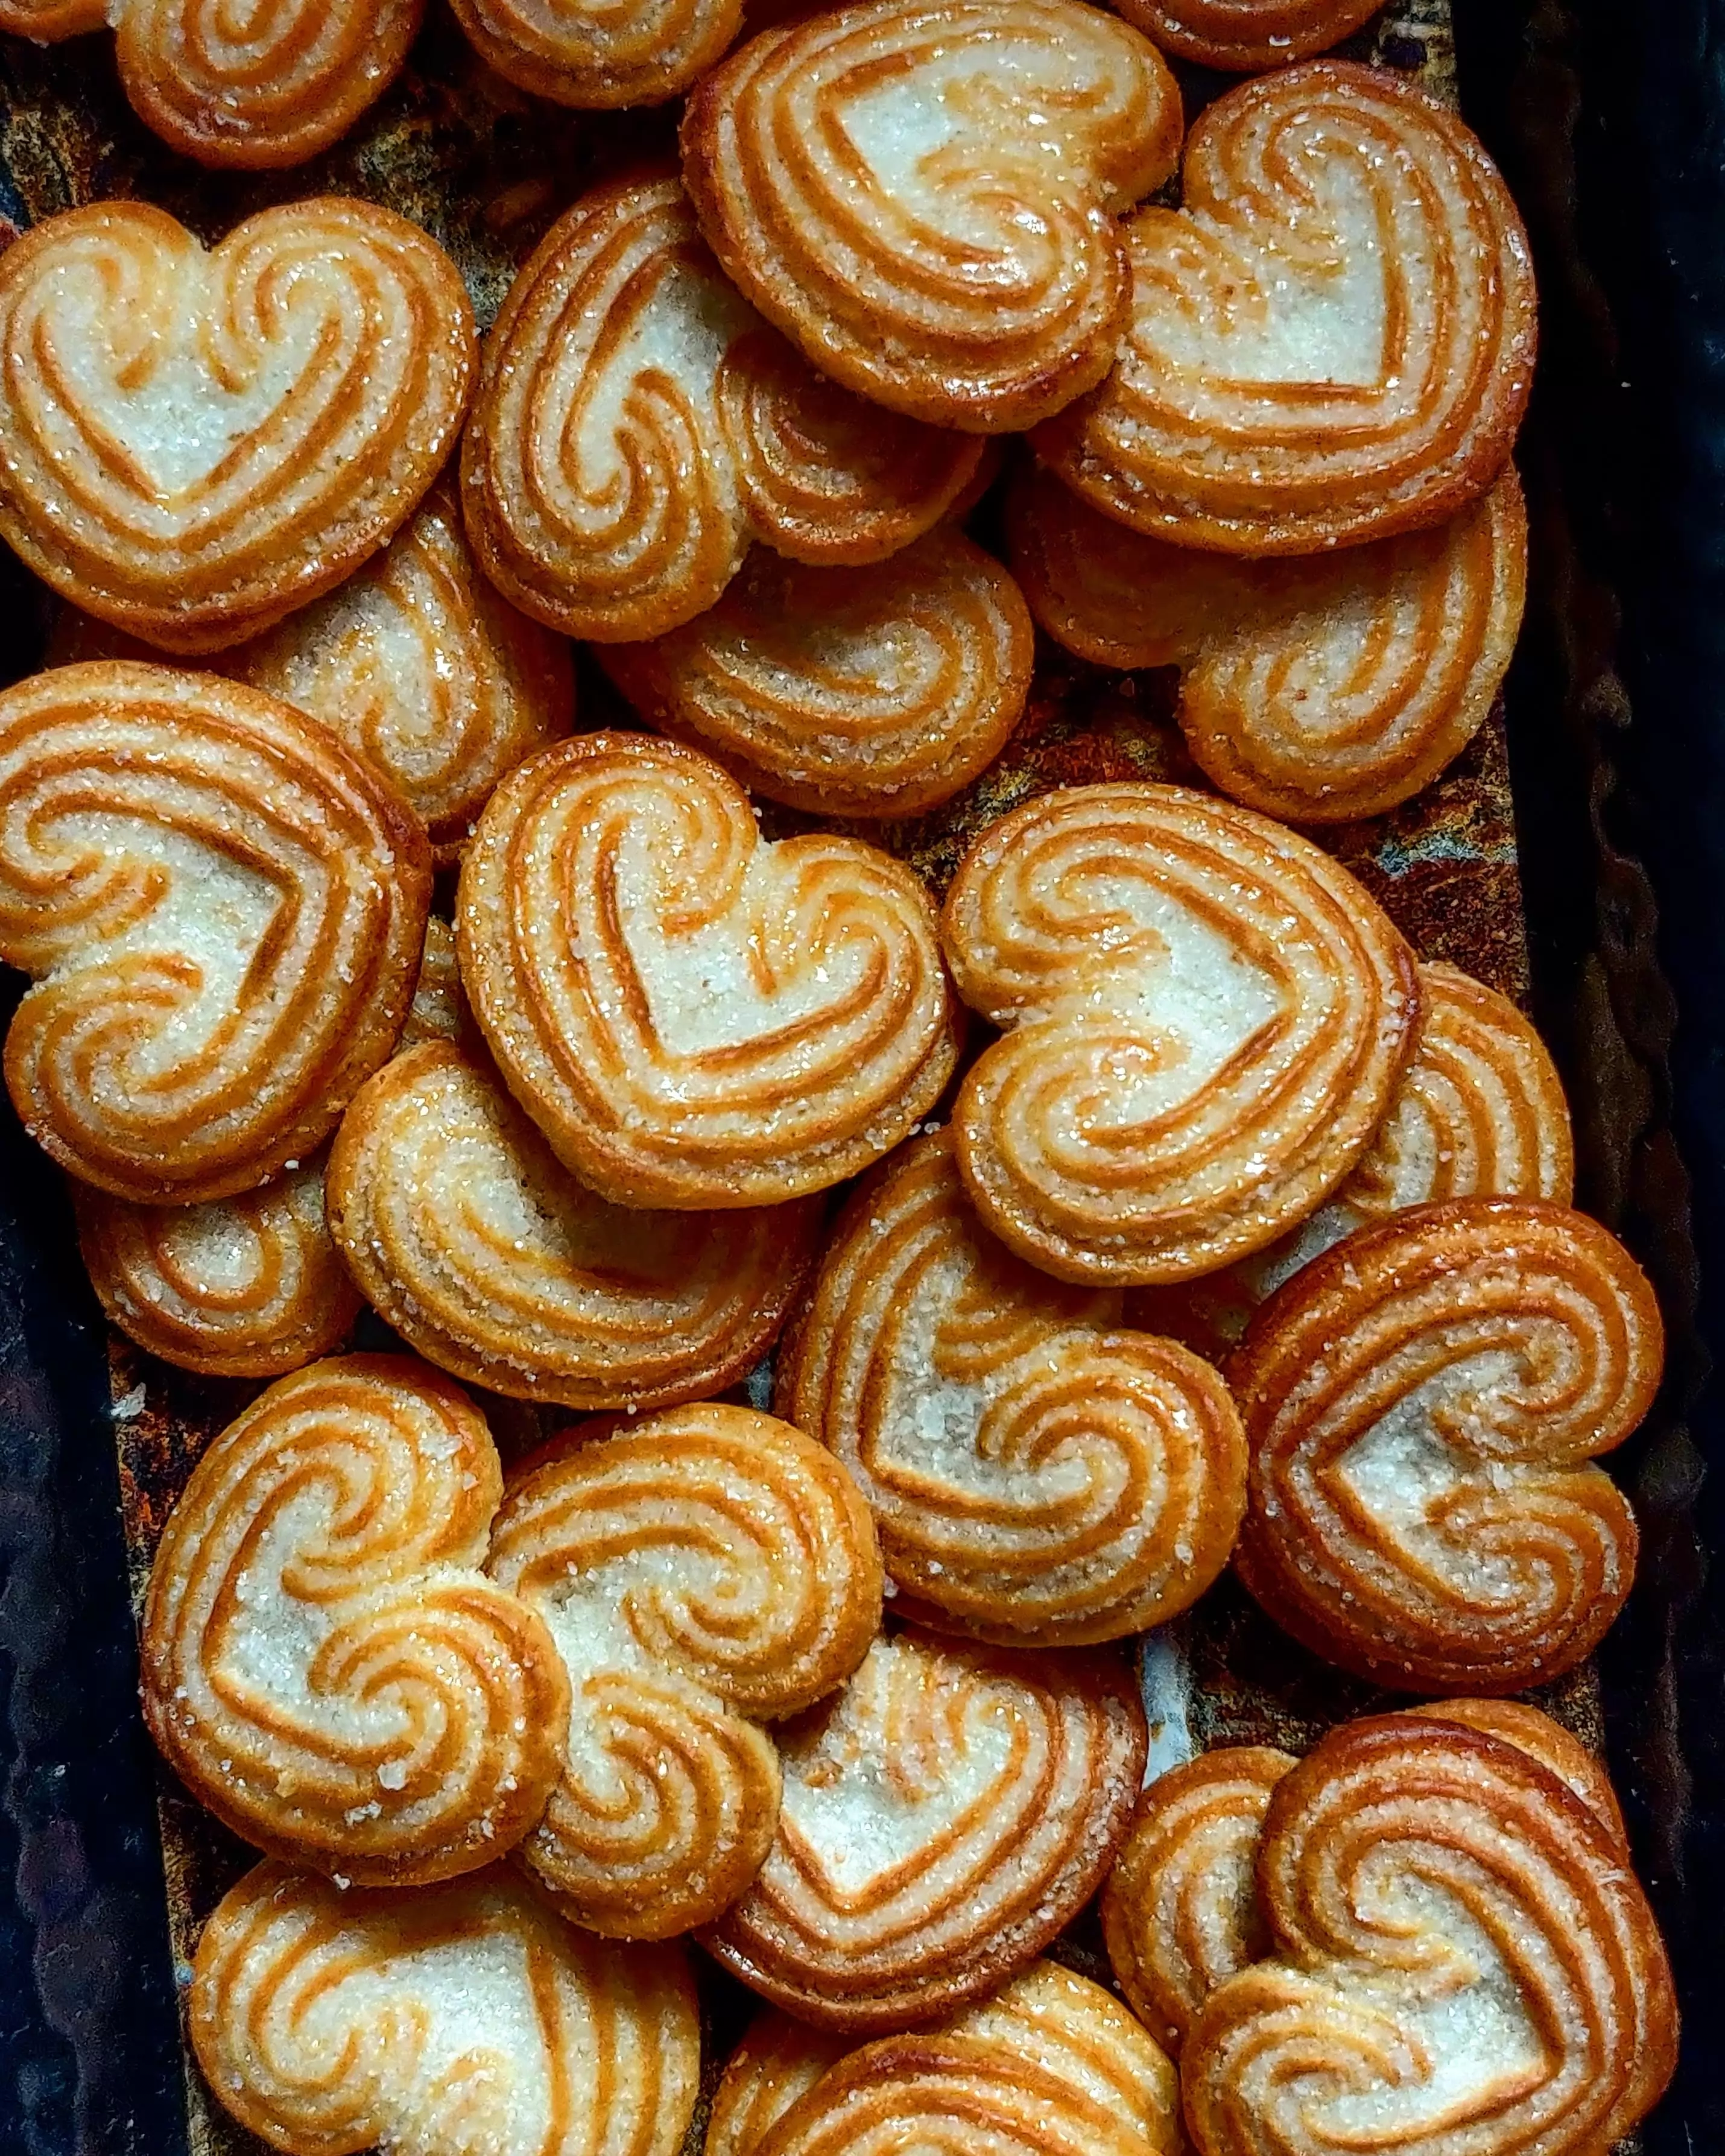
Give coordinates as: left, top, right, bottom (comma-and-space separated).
0, 0, 422, 166
777, 1129, 1247, 1646
461, 173, 984, 643
0, 663, 431, 1205
457, 732, 961, 1209
191, 1860, 700, 2156
487, 1406, 882, 1938
702, 1624, 1145, 2030
1036, 62, 1536, 554
1181, 1715, 1676, 2156
1009, 464, 1528, 823
940, 782, 1420, 1284
448, 0, 741, 106
1114, 0, 1378, 70
0, 200, 475, 654
1230, 1196, 1662, 1693
141, 1356, 569, 1885
681, 0, 1182, 432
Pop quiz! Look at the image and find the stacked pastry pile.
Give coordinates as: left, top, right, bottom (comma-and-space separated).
0, 0, 1680, 2150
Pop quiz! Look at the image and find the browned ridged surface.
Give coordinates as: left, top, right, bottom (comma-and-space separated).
777, 1130, 1248, 1645
940, 783, 1420, 1283
0, 200, 475, 653
1034, 63, 1537, 553
461, 174, 984, 643
0, 0, 103, 31
487, 1406, 883, 1939
1008, 465, 1528, 823
1411, 1698, 1630, 1853
680, 0, 1183, 433
703, 1624, 1146, 2029
448, 0, 742, 106
74, 1152, 360, 1379
1182, 1716, 1679, 2156
1230, 1197, 1663, 1692
457, 732, 961, 1209
707, 2015, 849, 2156
1099, 1746, 1295, 2054
191, 1859, 701, 2156
1112, 0, 1379, 69
1132, 961, 1575, 1359
401, 915, 481, 1053
0, 663, 432, 1204
327, 1043, 823, 1411
599, 532, 1034, 820
141, 1356, 571, 1885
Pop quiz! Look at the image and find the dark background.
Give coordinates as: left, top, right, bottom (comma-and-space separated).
4, 0, 1725, 2147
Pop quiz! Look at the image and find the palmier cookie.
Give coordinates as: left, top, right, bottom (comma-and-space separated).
1133, 961, 1574, 1359
0, 200, 475, 654
715, 1962, 1182, 2156
448, 0, 738, 106
1230, 1197, 1663, 1692
940, 783, 1420, 1284
141, 1356, 568, 1883
486, 1407, 882, 1938
328, 1045, 822, 1411
599, 533, 1034, 820
777, 1129, 1247, 1645
1034, 63, 1537, 554
192, 1860, 699, 2156
461, 174, 984, 645
703, 1624, 1146, 2029
0, 664, 431, 1204
682, 0, 1182, 434
458, 732, 961, 1209
74, 1152, 360, 1379
1112, 0, 1378, 69
0, 0, 420, 166
1181, 1715, 1677, 2156
1008, 465, 1527, 823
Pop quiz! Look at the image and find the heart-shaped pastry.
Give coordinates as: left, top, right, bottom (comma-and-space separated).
940, 782, 1420, 1283
74, 1149, 361, 1379
448, 0, 740, 106
328, 1043, 823, 1410
0, 663, 431, 1204
1034, 63, 1537, 552
141, 1355, 569, 1883
1181, 1715, 1677, 2156
0, 0, 422, 166
457, 732, 961, 1209
702, 1624, 1146, 2029
681, 0, 1182, 433
461, 173, 984, 644
1132, 961, 1574, 1359
1008, 466, 1528, 823
486, 1405, 882, 1938
191, 1860, 700, 2156
777, 1128, 1248, 1645
1113, 0, 1379, 69
598, 531, 1034, 820
1229, 1196, 1662, 1692
0, 200, 475, 653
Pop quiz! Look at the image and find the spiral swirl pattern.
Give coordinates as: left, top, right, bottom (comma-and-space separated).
0, 663, 431, 1204
75, 1150, 360, 1378
1009, 466, 1528, 823
487, 1405, 882, 1938
141, 1356, 569, 1884
449, 0, 742, 106
328, 1044, 822, 1410
457, 732, 960, 1208
777, 1130, 1247, 1645
708, 2015, 849, 2156
940, 782, 1420, 1284
1230, 1197, 1662, 1692
704, 1625, 1146, 2029
1035, 63, 1537, 552
1113, 0, 1379, 69
0, 200, 475, 653
461, 174, 983, 645
681, 0, 1183, 432
191, 1860, 700, 2156
1410, 1701, 1629, 1854
600, 532, 1034, 820
1182, 1715, 1678, 2156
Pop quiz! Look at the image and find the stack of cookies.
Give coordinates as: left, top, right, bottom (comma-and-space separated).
0, 0, 1680, 2152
